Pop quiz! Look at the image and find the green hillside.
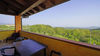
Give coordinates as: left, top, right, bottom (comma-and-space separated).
23, 24, 100, 45
0, 24, 100, 45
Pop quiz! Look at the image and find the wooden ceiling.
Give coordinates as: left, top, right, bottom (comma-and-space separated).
0, 0, 69, 18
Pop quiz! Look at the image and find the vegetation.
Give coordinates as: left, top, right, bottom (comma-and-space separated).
0, 24, 100, 45
0, 25, 15, 30
23, 24, 100, 45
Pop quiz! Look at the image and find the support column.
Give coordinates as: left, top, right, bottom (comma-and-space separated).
15, 15, 22, 32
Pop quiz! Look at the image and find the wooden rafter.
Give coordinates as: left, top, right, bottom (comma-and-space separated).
33, 7, 40, 12
27, 12, 33, 15
49, 0, 56, 5
37, 6, 44, 11
31, 9, 38, 13
19, 0, 45, 15
16, 0, 27, 6
39, 3, 46, 9
23, 14, 29, 16
44, 0, 54, 8
0, 1, 18, 12
3, 0, 23, 9
0, 11, 16, 15
0, 0, 69, 16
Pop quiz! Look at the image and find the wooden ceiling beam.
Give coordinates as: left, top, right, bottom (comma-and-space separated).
0, 0, 69, 16
19, 0, 45, 15
27, 12, 33, 15
0, 3, 16, 14
24, 0, 37, 4
23, 13, 29, 17
31, 9, 37, 13
22, 15, 29, 18
29, 5, 45, 15
0, 10, 16, 15
24, 10, 35, 16
0, 4, 7, 11
33, 7, 40, 12
44, 0, 54, 8
0, 4, 15, 14
22, 13, 30, 18
13, 0, 25, 7
0, 1, 19, 12
3, 0, 23, 9
24, 14, 29, 16
39, 3, 46, 9
49, 0, 56, 5
0, 12, 15, 15
16, 0, 27, 6
37, 6, 44, 11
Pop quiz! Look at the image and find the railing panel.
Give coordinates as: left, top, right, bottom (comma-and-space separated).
20, 31, 100, 56
0, 30, 14, 40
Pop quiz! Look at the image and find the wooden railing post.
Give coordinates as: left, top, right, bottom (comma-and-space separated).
15, 15, 22, 32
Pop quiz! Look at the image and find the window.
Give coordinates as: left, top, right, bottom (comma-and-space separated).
22, 0, 100, 46
0, 15, 15, 31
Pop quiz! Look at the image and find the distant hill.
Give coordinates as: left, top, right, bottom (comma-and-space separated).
92, 28, 100, 30
87, 26, 100, 30
65, 26, 100, 30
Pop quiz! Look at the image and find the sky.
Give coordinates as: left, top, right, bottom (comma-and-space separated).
0, 0, 100, 27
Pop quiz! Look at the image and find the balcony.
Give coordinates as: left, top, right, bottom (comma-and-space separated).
0, 30, 100, 56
